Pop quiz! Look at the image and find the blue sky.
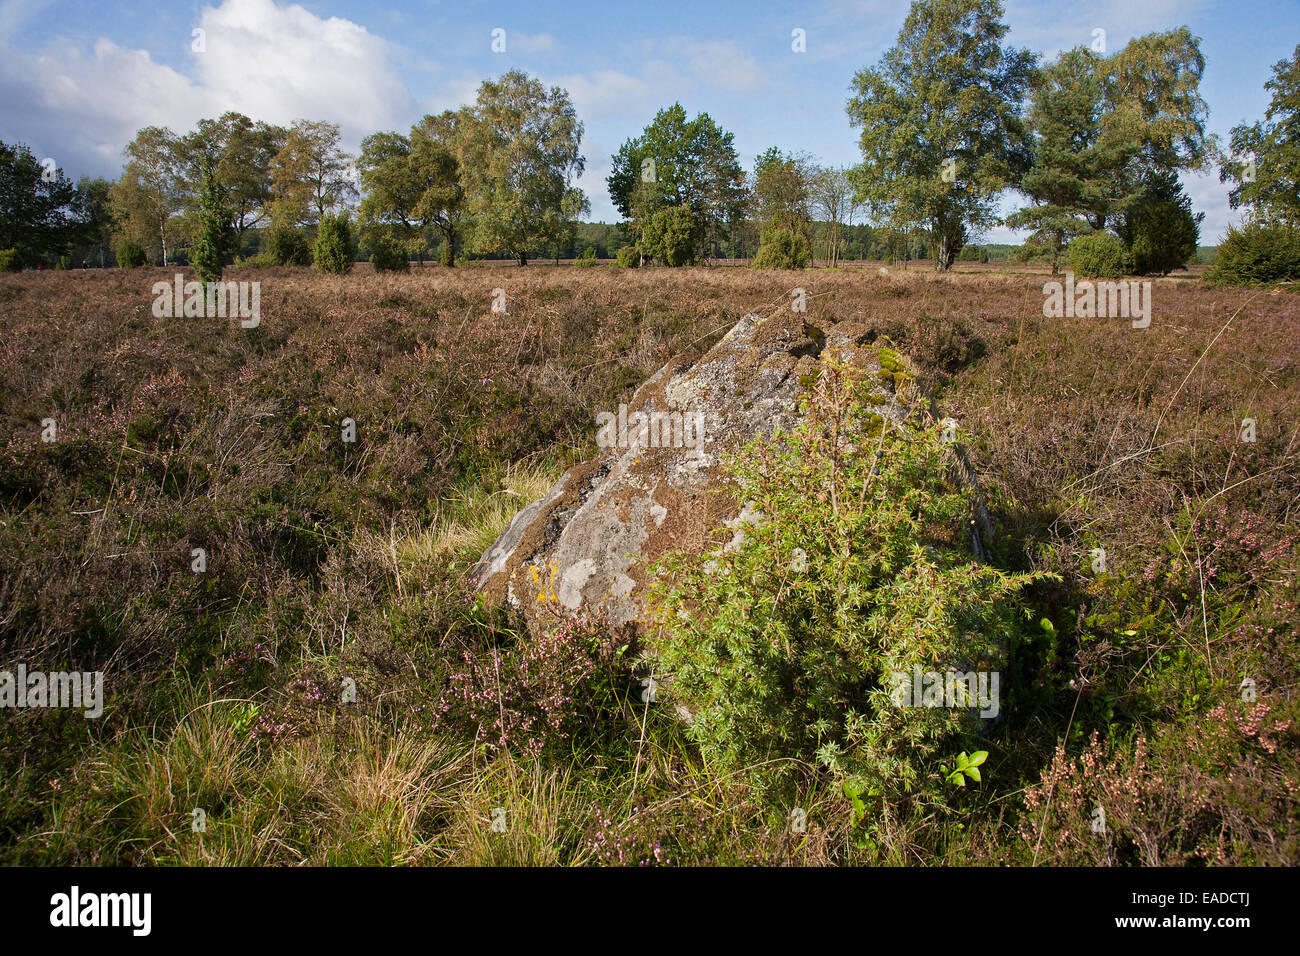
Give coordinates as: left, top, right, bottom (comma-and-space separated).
1, 0, 1296, 242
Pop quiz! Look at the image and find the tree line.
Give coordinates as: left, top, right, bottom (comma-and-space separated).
2, 0, 1297, 279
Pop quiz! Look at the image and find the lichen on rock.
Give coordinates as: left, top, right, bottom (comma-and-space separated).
470, 306, 942, 635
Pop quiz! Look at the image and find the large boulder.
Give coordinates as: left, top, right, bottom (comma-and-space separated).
470, 307, 971, 636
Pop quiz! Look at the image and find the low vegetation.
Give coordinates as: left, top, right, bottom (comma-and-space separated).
1, 263, 1295, 865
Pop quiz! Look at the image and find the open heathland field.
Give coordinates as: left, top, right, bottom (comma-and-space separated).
1, 262, 1297, 865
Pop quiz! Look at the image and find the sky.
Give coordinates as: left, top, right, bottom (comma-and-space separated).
1, 0, 1296, 243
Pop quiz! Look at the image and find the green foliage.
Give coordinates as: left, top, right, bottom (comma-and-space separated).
573, 246, 598, 267
192, 166, 237, 283
459, 71, 587, 265
365, 230, 410, 272
615, 244, 640, 268
266, 222, 312, 266
112, 127, 185, 267
1119, 169, 1201, 274
1013, 30, 1211, 269
846, 0, 1036, 270
0, 141, 81, 263
751, 225, 810, 269
69, 177, 115, 266
752, 148, 815, 236
1204, 222, 1300, 286
607, 104, 746, 261
232, 251, 278, 269
957, 245, 989, 262
642, 205, 698, 266
177, 112, 284, 247
115, 239, 147, 268
357, 119, 464, 268
0, 248, 21, 272
1067, 232, 1126, 278
940, 750, 987, 786
269, 119, 356, 226
1007, 48, 1118, 272
650, 361, 1047, 811
1106, 28, 1210, 178
313, 214, 353, 274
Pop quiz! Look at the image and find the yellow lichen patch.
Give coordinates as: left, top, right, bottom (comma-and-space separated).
528, 561, 563, 603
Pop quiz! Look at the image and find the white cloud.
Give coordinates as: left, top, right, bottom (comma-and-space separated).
510, 31, 556, 55
1003, 0, 1214, 60
0, 0, 415, 178
663, 38, 765, 94
194, 0, 413, 134
0, 36, 200, 175
555, 70, 649, 121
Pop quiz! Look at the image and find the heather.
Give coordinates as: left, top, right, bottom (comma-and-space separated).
0, 261, 1296, 864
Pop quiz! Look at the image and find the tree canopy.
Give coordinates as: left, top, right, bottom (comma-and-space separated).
0, 142, 82, 263
459, 70, 587, 265
846, 0, 1035, 270
608, 104, 746, 261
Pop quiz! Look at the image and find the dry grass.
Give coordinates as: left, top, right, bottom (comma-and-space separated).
387, 458, 565, 586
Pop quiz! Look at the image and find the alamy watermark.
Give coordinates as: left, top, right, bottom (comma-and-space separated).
152, 274, 260, 327
1, 664, 102, 718
1042, 273, 1150, 328
596, 404, 705, 455
50, 886, 150, 936
890, 666, 999, 719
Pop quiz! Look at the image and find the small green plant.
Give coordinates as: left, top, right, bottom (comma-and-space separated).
314, 214, 353, 274
940, 750, 987, 786
366, 231, 410, 272
115, 240, 146, 268
650, 359, 1051, 815
1067, 232, 1126, 278
230, 703, 260, 737
574, 246, 598, 267
752, 226, 810, 269
233, 251, 278, 269
0, 248, 21, 272
192, 166, 236, 283
1205, 221, 1300, 286
266, 222, 312, 266
843, 778, 878, 827
615, 244, 640, 268
642, 206, 698, 266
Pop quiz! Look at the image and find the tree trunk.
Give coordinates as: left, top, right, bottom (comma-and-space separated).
517, 253, 527, 266
441, 226, 456, 267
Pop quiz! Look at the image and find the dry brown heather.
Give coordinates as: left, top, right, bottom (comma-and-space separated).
0, 261, 1297, 865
